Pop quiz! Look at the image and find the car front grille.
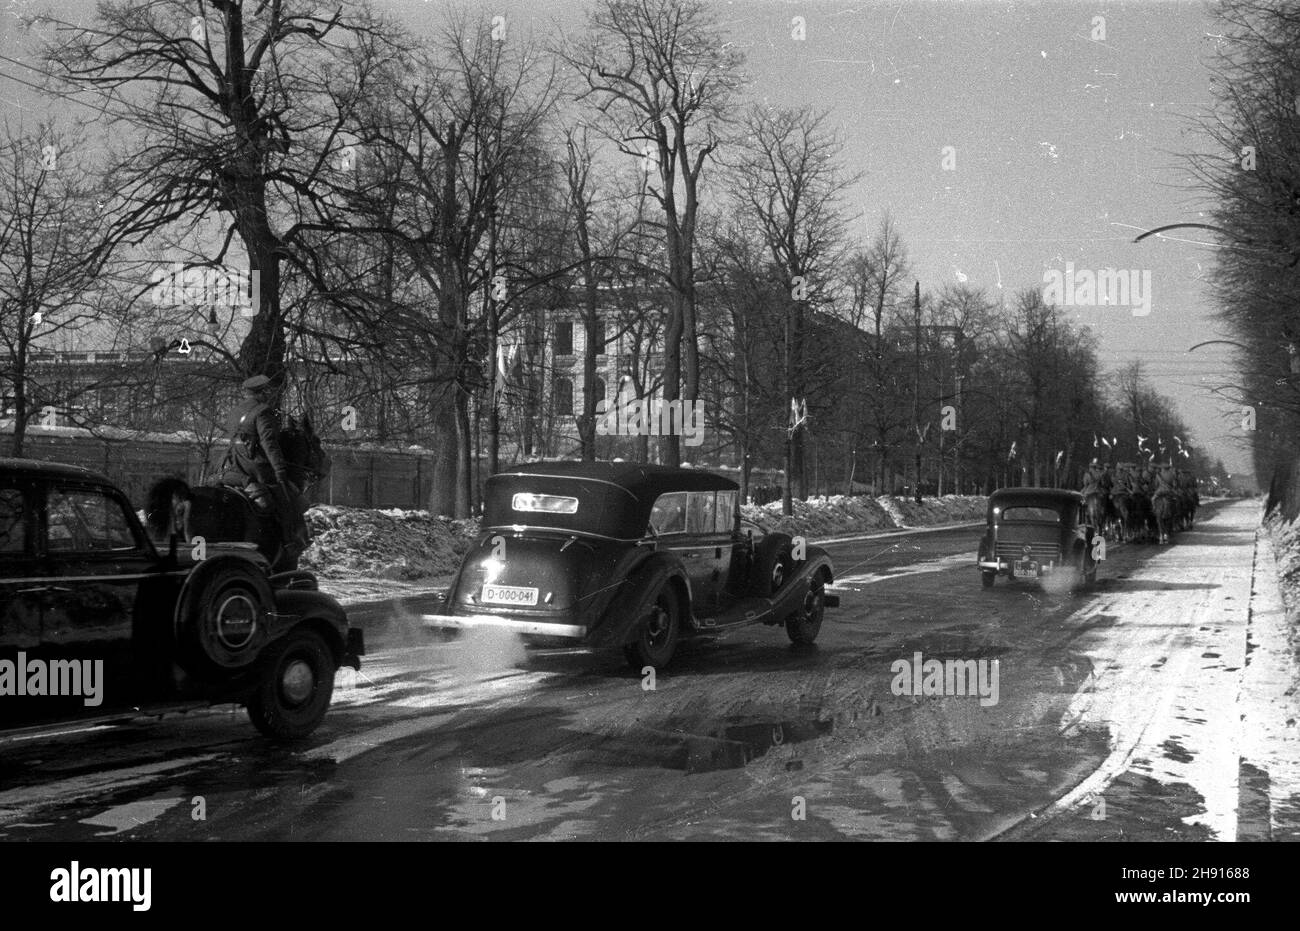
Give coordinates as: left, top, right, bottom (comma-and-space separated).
995, 541, 1061, 561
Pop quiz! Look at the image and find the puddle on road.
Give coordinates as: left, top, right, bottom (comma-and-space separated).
674, 718, 836, 774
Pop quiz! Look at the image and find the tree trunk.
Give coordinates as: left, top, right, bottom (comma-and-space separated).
456, 385, 472, 516
237, 245, 285, 379
428, 389, 459, 516
10, 361, 27, 457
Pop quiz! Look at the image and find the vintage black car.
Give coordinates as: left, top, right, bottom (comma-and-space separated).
422, 462, 839, 667
0, 458, 363, 740
976, 487, 1100, 589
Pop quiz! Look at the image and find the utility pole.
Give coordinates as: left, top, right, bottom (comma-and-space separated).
783, 289, 793, 517
954, 372, 964, 495
912, 280, 921, 503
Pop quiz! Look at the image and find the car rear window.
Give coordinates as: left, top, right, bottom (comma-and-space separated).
999, 506, 1061, 522
511, 493, 579, 515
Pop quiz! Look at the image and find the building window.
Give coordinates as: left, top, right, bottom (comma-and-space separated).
593, 319, 606, 355
553, 377, 574, 416
555, 321, 573, 356
592, 377, 606, 409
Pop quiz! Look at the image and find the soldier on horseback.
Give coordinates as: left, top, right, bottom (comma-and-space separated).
1081, 460, 1105, 496
1113, 463, 1134, 496
218, 375, 307, 554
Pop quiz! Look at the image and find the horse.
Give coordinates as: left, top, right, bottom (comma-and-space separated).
1130, 491, 1153, 543
1152, 492, 1174, 545
1110, 492, 1132, 542
145, 413, 329, 573
1082, 491, 1107, 538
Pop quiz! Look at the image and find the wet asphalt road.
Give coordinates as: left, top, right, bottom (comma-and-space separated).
2, 499, 1295, 841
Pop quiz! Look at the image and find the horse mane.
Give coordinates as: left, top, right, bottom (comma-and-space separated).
280, 410, 330, 481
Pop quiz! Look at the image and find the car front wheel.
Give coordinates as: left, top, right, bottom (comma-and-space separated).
248, 628, 336, 740
623, 586, 681, 670
981, 570, 996, 588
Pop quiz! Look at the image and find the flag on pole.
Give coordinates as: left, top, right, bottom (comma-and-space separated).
494, 340, 517, 406
788, 398, 807, 435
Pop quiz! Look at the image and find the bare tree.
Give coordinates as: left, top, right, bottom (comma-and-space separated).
841, 215, 911, 492
562, 0, 744, 466
45, 0, 407, 383
726, 103, 856, 512
347, 15, 562, 515
0, 121, 129, 456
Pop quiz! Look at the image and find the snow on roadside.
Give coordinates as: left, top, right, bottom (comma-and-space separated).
741, 494, 986, 538
302, 494, 988, 591
300, 505, 477, 582
1264, 506, 1300, 620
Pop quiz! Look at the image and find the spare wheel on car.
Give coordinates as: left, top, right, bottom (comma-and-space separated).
174, 556, 274, 672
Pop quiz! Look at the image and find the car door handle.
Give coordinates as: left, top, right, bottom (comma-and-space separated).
684, 552, 701, 559
17, 586, 50, 593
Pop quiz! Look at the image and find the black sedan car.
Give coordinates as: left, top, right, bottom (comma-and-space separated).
976, 487, 1101, 589
422, 461, 839, 668
0, 458, 362, 740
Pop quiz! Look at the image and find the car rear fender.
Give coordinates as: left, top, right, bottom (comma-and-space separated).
768, 552, 834, 620
587, 552, 690, 648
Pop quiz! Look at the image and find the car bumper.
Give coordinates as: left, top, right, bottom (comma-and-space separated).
343, 628, 365, 670
420, 612, 587, 639
978, 559, 1063, 576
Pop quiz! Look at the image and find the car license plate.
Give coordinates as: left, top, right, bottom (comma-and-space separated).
1013, 560, 1039, 579
482, 584, 539, 606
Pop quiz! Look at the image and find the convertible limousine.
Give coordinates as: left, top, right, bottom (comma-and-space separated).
422, 462, 839, 668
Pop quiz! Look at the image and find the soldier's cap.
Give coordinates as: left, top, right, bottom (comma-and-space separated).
242, 374, 272, 391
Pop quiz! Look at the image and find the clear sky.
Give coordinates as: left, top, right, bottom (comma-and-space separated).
0, 0, 1253, 476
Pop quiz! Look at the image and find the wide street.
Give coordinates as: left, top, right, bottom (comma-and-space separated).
1, 499, 1295, 841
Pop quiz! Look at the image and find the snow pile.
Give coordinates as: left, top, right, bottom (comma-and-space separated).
742, 495, 895, 536
300, 494, 988, 584
877, 494, 987, 528
741, 494, 986, 538
300, 505, 478, 581
1265, 509, 1300, 613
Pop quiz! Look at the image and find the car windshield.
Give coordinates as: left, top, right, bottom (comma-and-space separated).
999, 506, 1062, 523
